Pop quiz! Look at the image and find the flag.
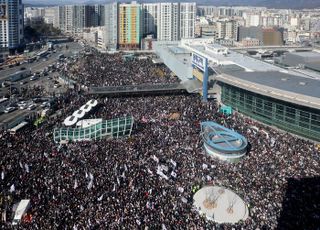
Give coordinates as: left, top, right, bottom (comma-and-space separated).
147, 168, 153, 175
160, 165, 168, 172
24, 164, 29, 173
9, 184, 15, 193
171, 171, 177, 178
170, 159, 177, 168
152, 155, 159, 163
89, 173, 94, 180
202, 164, 208, 169
156, 169, 169, 180
181, 197, 188, 203
23, 214, 32, 223
74, 179, 78, 189
87, 180, 93, 190
97, 194, 104, 201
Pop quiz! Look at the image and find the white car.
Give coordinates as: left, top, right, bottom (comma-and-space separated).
4, 107, 16, 113
27, 104, 36, 110
30, 75, 39, 81
17, 101, 27, 107
40, 102, 50, 108
19, 104, 29, 110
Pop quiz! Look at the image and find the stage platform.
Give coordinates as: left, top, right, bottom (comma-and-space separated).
193, 186, 249, 224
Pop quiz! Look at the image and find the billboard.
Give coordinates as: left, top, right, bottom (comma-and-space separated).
192, 53, 206, 71
192, 52, 208, 102
0, 4, 7, 20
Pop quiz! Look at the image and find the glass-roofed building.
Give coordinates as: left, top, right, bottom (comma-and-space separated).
155, 39, 320, 141
54, 116, 134, 143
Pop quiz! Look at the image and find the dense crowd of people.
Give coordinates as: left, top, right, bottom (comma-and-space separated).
63, 53, 179, 87
0, 52, 319, 229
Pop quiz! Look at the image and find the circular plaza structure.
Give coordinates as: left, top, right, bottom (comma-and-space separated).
201, 122, 248, 163
193, 186, 249, 224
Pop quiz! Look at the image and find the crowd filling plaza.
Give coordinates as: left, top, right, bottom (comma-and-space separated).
0, 49, 319, 229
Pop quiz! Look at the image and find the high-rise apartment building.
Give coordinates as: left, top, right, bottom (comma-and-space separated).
180, 2, 196, 39
104, 2, 118, 50
263, 27, 284, 46
0, 0, 24, 57
238, 26, 263, 42
142, 3, 158, 37
118, 2, 142, 50
54, 5, 103, 34
217, 20, 238, 40
157, 3, 179, 41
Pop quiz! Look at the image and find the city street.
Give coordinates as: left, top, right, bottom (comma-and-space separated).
0, 41, 83, 127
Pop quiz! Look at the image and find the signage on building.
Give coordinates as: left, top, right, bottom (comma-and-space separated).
0, 4, 7, 20
192, 53, 207, 71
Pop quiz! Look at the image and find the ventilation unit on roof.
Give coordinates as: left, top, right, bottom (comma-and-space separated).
281, 78, 288, 81
299, 81, 306, 85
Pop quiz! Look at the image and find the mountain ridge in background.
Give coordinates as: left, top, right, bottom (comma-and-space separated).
23, 0, 320, 9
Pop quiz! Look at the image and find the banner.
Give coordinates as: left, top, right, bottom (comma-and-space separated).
192, 53, 207, 71
0, 4, 7, 20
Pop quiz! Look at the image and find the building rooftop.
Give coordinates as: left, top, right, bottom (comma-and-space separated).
155, 39, 320, 109
187, 44, 286, 72
216, 71, 320, 109
288, 51, 320, 58
226, 71, 320, 98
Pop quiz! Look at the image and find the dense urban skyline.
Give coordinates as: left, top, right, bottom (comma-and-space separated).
23, 0, 320, 9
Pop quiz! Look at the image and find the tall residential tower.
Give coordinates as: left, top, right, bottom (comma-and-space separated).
118, 2, 141, 49
0, 0, 24, 57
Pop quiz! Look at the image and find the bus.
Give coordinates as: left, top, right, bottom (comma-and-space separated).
12, 199, 31, 225
9, 121, 28, 135
8, 70, 31, 82
37, 50, 49, 58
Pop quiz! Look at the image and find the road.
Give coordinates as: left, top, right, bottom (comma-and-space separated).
0, 42, 83, 82
0, 41, 83, 128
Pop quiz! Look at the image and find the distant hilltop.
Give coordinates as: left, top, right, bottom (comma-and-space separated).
23, 0, 320, 9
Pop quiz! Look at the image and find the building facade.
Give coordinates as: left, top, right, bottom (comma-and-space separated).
179, 2, 196, 39
104, 2, 118, 50
157, 3, 179, 41
217, 20, 238, 40
142, 3, 158, 38
220, 83, 320, 141
0, 0, 24, 56
118, 2, 141, 50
